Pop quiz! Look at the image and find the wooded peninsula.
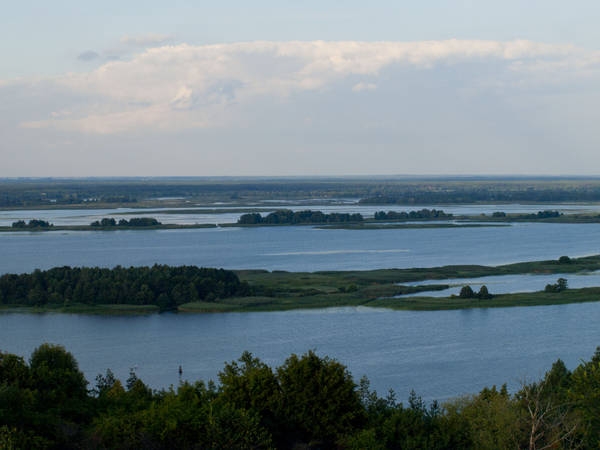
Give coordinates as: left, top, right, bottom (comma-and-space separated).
2, 255, 600, 314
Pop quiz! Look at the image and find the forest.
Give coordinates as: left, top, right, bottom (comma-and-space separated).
1, 343, 599, 449
373, 209, 453, 220
0, 266, 249, 312
89, 218, 161, 227
238, 209, 363, 225
3, 256, 600, 314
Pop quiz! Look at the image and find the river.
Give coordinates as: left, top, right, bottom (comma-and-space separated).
1, 216, 600, 401
2, 222, 600, 274
1, 303, 598, 402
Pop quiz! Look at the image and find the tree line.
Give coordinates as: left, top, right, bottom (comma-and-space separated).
374, 209, 453, 220
490, 210, 563, 220
238, 209, 364, 225
11, 219, 53, 229
458, 285, 492, 299
2, 343, 600, 449
0, 265, 250, 312
358, 185, 600, 204
90, 217, 161, 227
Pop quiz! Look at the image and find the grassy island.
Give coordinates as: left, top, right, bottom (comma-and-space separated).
2, 255, 600, 314
7, 206, 600, 234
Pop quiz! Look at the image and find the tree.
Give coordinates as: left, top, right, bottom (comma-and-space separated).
276, 350, 365, 447
568, 347, 600, 447
445, 385, 521, 449
459, 285, 475, 299
545, 278, 568, 293
100, 217, 116, 227
28, 344, 90, 446
218, 351, 280, 433
29, 344, 88, 414
517, 370, 581, 450
557, 278, 568, 291
478, 285, 492, 299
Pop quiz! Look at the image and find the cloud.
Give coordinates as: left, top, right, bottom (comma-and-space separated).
10, 39, 600, 134
120, 33, 173, 47
77, 50, 99, 61
352, 82, 377, 92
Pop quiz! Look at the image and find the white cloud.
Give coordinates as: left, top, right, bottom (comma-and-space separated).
120, 33, 173, 46
8, 39, 600, 134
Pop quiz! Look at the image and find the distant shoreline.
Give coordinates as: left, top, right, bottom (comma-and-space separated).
4, 210, 600, 232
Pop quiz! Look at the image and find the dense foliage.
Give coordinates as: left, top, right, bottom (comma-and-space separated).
0, 266, 250, 311
508, 210, 562, 220
374, 209, 453, 220
458, 285, 492, 299
11, 219, 53, 229
90, 217, 161, 227
545, 277, 569, 293
3, 344, 600, 449
238, 209, 363, 225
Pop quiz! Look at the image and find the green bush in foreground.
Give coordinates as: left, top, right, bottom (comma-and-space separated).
3, 344, 600, 449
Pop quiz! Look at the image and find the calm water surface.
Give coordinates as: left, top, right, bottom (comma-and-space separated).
2, 212, 600, 402
2, 202, 600, 226
1, 304, 598, 401
2, 222, 600, 274
403, 271, 600, 297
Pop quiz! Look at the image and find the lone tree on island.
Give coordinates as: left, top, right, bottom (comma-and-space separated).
478, 285, 492, 299
459, 285, 475, 299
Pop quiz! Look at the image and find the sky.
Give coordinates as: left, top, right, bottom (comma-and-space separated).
2, 1, 600, 177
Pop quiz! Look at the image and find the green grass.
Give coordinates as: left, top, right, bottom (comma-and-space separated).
178, 286, 600, 313
5, 255, 600, 314
369, 287, 600, 311
230, 255, 600, 312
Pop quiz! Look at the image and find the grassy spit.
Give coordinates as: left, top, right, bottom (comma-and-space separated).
180, 255, 600, 312
3, 255, 600, 314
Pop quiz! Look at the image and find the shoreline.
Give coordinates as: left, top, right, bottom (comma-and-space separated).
3, 255, 600, 314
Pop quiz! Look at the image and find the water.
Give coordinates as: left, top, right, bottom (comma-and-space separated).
1, 304, 598, 401
2, 211, 600, 401
2, 202, 599, 226
402, 271, 600, 297
1, 222, 600, 274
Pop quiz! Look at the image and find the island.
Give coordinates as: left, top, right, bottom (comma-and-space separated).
2, 255, 600, 314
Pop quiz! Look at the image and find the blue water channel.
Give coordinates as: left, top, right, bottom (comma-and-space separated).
2, 212, 600, 402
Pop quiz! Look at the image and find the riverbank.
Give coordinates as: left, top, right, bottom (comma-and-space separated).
3, 255, 600, 314
180, 257, 600, 312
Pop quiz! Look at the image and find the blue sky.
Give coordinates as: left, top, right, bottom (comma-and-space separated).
2, 1, 600, 176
